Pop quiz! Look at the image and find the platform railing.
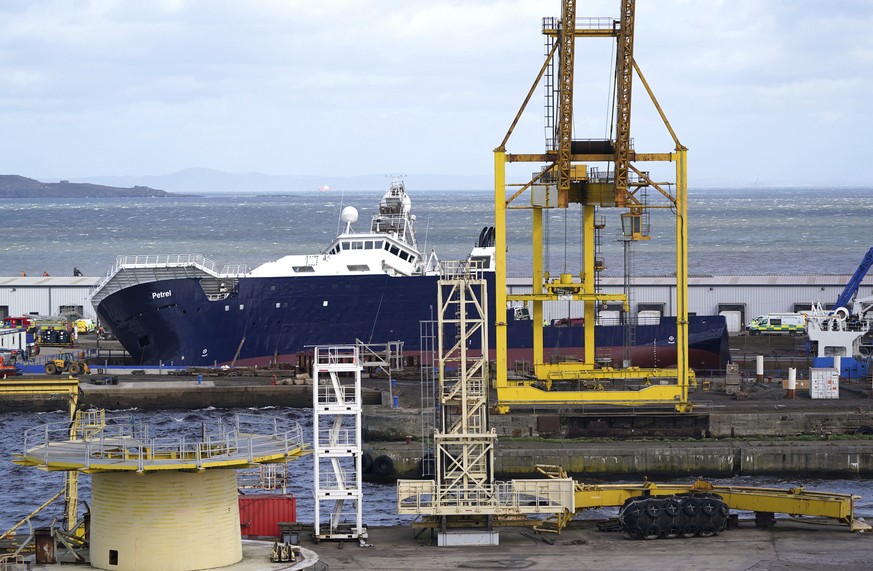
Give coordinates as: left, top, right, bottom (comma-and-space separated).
397, 478, 575, 516
20, 414, 307, 470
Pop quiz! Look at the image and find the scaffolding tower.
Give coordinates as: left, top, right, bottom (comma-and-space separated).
312, 345, 367, 544
433, 260, 494, 505
398, 261, 575, 545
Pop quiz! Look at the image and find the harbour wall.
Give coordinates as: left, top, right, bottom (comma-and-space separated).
360, 407, 873, 441
0, 382, 382, 412
369, 439, 873, 479
5, 380, 872, 479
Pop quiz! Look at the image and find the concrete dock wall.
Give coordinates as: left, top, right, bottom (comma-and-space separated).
372, 439, 873, 479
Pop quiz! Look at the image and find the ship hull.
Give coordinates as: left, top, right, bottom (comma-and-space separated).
95, 273, 729, 370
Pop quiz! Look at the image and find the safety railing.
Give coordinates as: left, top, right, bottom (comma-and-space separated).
397, 478, 574, 516
315, 384, 357, 406
440, 259, 488, 280
315, 426, 357, 448
314, 345, 359, 368
20, 414, 306, 471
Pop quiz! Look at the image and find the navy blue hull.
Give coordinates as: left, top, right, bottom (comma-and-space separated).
95, 274, 729, 370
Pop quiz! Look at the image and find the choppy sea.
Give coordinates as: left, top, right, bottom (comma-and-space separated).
2, 185, 873, 531
3, 186, 873, 278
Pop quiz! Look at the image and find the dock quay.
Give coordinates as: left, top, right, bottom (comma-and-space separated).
3, 335, 871, 480
3, 368, 873, 480
287, 521, 873, 570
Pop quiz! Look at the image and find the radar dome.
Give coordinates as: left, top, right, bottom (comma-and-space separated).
341, 206, 359, 225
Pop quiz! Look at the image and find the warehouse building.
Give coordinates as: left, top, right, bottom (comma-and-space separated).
0, 276, 101, 322
510, 274, 873, 334
0, 274, 870, 335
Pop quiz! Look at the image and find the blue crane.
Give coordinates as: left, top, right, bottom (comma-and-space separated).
833, 247, 873, 311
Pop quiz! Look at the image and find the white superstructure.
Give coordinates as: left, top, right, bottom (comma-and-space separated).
249, 178, 439, 278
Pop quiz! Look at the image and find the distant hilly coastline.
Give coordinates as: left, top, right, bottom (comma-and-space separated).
2, 169, 494, 196
74, 168, 492, 193
0, 175, 172, 198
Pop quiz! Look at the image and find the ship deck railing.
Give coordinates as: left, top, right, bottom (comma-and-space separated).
89, 254, 249, 306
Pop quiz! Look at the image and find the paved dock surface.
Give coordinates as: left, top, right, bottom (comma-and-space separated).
303, 521, 873, 571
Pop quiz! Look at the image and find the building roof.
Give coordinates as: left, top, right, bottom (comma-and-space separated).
0, 276, 101, 287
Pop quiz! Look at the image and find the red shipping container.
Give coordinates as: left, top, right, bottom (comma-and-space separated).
238, 494, 297, 538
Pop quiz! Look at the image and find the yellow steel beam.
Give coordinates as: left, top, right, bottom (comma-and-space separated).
0, 377, 80, 395
507, 152, 672, 163
566, 478, 868, 531
498, 383, 687, 407
494, 150, 509, 392
532, 206, 544, 365
582, 204, 596, 364
632, 152, 673, 162
535, 468, 866, 531
674, 148, 690, 404
507, 293, 627, 303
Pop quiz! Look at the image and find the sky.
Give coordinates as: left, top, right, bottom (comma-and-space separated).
0, 0, 871, 188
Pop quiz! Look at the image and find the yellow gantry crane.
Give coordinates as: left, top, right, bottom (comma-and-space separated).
493, 0, 692, 412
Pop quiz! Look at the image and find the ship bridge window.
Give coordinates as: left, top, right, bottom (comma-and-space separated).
292, 266, 315, 272
389, 245, 400, 255
341, 241, 351, 250
347, 265, 370, 272
399, 251, 410, 261
374, 240, 383, 249
364, 241, 374, 250
352, 241, 363, 250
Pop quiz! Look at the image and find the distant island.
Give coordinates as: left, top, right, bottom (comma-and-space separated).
0, 175, 172, 198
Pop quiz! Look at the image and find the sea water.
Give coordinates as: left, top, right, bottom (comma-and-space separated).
3, 408, 873, 533
3, 186, 873, 279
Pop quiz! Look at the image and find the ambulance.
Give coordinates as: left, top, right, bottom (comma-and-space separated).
746, 313, 806, 335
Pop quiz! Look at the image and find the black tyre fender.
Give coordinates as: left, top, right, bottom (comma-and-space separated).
663, 522, 682, 539
373, 455, 394, 476
361, 452, 373, 474
642, 523, 661, 540
45, 363, 57, 375
663, 497, 682, 517
69, 363, 81, 375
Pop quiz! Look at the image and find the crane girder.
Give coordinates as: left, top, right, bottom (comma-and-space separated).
614, 0, 635, 208
556, 0, 576, 208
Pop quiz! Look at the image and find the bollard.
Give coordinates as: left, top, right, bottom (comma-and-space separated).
786, 367, 797, 399
392, 395, 399, 408
34, 527, 55, 564
197, 374, 202, 385
756, 355, 764, 382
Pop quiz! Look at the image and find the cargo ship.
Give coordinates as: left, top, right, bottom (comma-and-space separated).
90, 180, 728, 369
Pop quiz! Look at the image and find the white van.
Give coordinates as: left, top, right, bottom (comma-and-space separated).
746, 313, 806, 335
